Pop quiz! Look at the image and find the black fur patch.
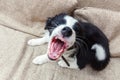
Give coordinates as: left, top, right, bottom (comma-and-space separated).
45, 13, 67, 35
73, 21, 110, 71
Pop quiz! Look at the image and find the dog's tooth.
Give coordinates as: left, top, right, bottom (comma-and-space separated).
59, 48, 63, 53
55, 37, 58, 39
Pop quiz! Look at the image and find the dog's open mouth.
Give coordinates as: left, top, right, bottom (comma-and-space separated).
48, 36, 67, 60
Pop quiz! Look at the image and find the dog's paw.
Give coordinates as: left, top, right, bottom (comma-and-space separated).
58, 60, 68, 68
32, 56, 46, 65
27, 39, 38, 46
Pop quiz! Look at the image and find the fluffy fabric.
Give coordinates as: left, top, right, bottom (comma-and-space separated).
74, 7, 120, 57
0, 0, 77, 26
77, 0, 120, 11
0, 0, 77, 36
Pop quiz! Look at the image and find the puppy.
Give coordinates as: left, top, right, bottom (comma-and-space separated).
28, 13, 110, 71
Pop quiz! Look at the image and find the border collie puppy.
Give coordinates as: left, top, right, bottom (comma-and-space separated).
28, 13, 110, 71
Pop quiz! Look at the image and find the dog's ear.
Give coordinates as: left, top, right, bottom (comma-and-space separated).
73, 22, 80, 31
45, 17, 52, 30
73, 22, 84, 36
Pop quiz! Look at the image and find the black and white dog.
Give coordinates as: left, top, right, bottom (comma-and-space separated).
28, 13, 110, 71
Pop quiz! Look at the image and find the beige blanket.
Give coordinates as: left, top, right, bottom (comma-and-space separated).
0, 0, 120, 80
0, 0, 77, 36
0, 26, 120, 80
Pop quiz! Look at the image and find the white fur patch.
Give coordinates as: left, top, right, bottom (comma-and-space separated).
32, 54, 50, 64
91, 44, 106, 61
64, 16, 78, 28
28, 31, 49, 46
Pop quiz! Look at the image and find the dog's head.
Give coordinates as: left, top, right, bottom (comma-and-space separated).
45, 13, 83, 60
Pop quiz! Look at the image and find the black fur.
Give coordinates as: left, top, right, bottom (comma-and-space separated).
45, 13, 66, 35
73, 21, 110, 71
45, 13, 110, 71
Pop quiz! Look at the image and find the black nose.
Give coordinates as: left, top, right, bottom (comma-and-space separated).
61, 27, 72, 37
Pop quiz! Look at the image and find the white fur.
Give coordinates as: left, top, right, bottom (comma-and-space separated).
58, 57, 78, 69
64, 16, 78, 28
28, 31, 49, 46
91, 44, 106, 61
32, 54, 50, 64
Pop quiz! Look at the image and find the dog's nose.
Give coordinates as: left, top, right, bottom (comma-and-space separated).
61, 27, 72, 37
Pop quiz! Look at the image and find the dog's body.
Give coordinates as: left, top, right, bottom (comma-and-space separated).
28, 13, 110, 71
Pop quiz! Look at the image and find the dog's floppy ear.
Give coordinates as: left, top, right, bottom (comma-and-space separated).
45, 17, 52, 30
73, 21, 84, 36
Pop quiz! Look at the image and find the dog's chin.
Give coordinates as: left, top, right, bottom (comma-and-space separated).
48, 36, 68, 60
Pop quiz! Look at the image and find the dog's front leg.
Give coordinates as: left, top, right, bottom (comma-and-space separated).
32, 54, 51, 65
28, 31, 49, 46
